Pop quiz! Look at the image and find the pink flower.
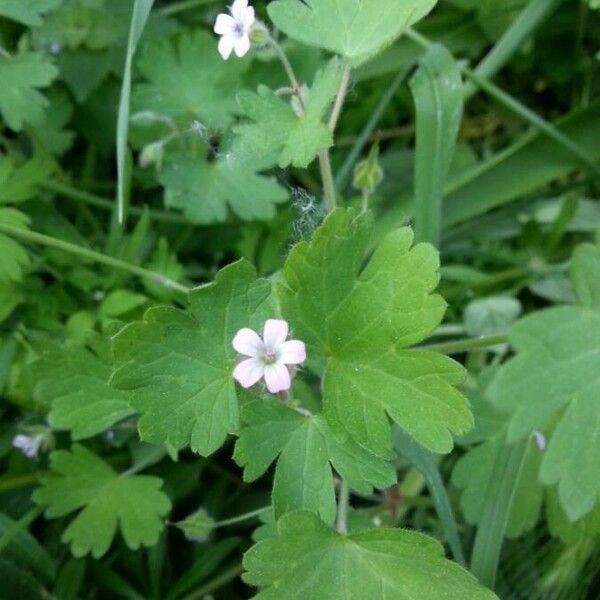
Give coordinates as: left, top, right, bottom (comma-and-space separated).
214, 0, 255, 60
232, 319, 306, 393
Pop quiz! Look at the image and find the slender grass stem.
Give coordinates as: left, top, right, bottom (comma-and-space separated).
0, 223, 190, 295
318, 151, 337, 212
329, 64, 352, 132
211, 506, 270, 529
180, 563, 243, 600
336, 480, 350, 534
0, 505, 45, 555
157, 0, 215, 16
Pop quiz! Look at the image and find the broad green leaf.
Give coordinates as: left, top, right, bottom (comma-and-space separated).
463, 296, 521, 338
279, 209, 472, 457
99, 289, 148, 318
33, 444, 171, 558
0, 208, 30, 283
0, 0, 61, 26
111, 260, 273, 455
134, 31, 248, 130
411, 43, 463, 246
234, 396, 395, 523
488, 243, 600, 520
0, 156, 54, 204
235, 58, 342, 168
32, 343, 134, 440
159, 153, 287, 224
267, 0, 438, 67
0, 53, 58, 131
243, 511, 498, 599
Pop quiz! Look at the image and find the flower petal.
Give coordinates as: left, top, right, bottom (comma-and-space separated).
218, 35, 235, 60
232, 327, 263, 357
280, 340, 306, 365
234, 34, 251, 58
264, 363, 291, 393
241, 5, 255, 28
233, 357, 264, 388
263, 319, 288, 349
230, 0, 249, 20
214, 13, 236, 35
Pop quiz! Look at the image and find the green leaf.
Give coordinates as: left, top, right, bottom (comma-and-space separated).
0, 208, 30, 283
0, 559, 47, 600
134, 30, 248, 130
488, 243, 600, 521
33, 444, 171, 558
411, 44, 463, 246
0, 0, 61, 26
235, 58, 342, 168
463, 296, 522, 338
159, 153, 287, 224
29, 89, 76, 156
279, 209, 472, 457
234, 396, 395, 523
0, 53, 58, 131
0, 156, 54, 204
571, 243, 600, 309
243, 511, 498, 599
267, 0, 438, 66
32, 343, 135, 440
111, 260, 273, 455
99, 289, 148, 318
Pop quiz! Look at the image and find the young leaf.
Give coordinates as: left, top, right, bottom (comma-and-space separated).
410, 44, 463, 246
0, 0, 61, 26
279, 209, 472, 457
235, 58, 342, 168
33, 444, 171, 558
268, 0, 437, 66
0, 155, 54, 204
243, 511, 498, 599
0, 53, 58, 131
488, 242, 600, 520
159, 153, 287, 224
33, 343, 135, 440
111, 260, 273, 455
133, 31, 248, 130
234, 396, 396, 523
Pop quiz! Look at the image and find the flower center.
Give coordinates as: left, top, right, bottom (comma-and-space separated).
262, 348, 278, 365
233, 21, 245, 37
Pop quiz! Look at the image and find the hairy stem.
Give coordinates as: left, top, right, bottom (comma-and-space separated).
329, 64, 352, 132
318, 150, 337, 213
0, 223, 190, 295
418, 334, 509, 355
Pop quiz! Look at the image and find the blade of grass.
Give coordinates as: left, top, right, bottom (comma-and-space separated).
394, 428, 466, 566
465, 0, 566, 97
410, 44, 463, 245
117, 0, 155, 225
470, 439, 530, 588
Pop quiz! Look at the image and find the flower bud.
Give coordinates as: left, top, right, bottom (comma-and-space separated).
139, 141, 164, 169
353, 144, 383, 195
250, 20, 270, 46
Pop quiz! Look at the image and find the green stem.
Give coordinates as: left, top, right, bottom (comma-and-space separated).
157, 0, 215, 17
41, 180, 190, 224
329, 64, 352, 132
318, 151, 337, 212
269, 37, 301, 92
211, 506, 270, 529
418, 334, 509, 355
0, 223, 190, 295
179, 563, 243, 600
0, 473, 40, 494
0, 505, 44, 555
336, 480, 350, 534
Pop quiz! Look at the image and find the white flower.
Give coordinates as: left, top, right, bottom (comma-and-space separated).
214, 0, 255, 60
232, 319, 306, 394
12, 433, 44, 459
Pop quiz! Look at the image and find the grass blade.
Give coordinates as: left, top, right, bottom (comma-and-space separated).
469, 439, 529, 588
116, 0, 155, 225
394, 427, 466, 566
410, 43, 463, 245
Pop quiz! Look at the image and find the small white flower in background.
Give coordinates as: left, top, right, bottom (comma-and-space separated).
532, 430, 546, 452
12, 433, 44, 459
214, 0, 255, 60
232, 319, 306, 394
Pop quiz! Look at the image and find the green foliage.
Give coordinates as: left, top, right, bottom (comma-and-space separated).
0, 156, 54, 204
134, 31, 248, 130
159, 152, 287, 224
0, 208, 30, 283
235, 58, 342, 168
489, 243, 600, 520
243, 511, 498, 599
0, 53, 58, 131
279, 209, 473, 457
267, 0, 438, 66
0, 0, 61, 26
234, 396, 395, 523
33, 444, 171, 557
111, 260, 273, 455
